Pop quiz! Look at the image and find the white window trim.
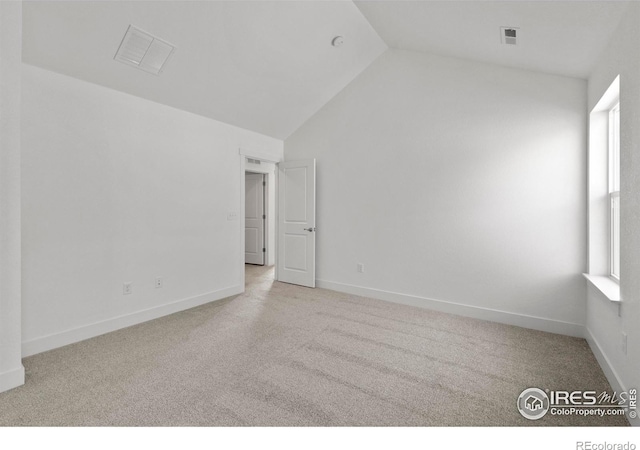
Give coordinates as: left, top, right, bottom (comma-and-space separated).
583, 274, 621, 302
586, 75, 620, 303
608, 102, 620, 282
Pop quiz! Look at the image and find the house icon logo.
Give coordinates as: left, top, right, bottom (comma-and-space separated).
517, 388, 550, 420
525, 395, 543, 411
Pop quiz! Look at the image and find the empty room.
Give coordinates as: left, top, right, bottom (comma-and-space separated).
1, 0, 639, 439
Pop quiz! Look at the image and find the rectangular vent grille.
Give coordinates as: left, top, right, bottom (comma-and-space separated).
500, 27, 519, 46
246, 158, 262, 165
114, 25, 176, 75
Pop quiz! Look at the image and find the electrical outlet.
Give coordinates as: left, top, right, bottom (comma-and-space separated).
357, 263, 365, 273
155, 277, 163, 289
622, 332, 628, 355
123, 282, 132, 295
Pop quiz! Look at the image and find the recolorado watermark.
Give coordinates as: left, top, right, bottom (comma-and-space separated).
517, 387, 637, 421
576, 443, 636, 450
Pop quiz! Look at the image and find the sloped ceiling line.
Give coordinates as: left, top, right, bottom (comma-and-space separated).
22, 1, 627, 139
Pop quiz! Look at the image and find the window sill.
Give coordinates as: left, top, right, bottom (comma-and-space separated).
583, 274, 621, 302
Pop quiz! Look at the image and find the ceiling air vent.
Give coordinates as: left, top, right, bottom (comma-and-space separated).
114, 25, 176, 75
500, 27, 519, 46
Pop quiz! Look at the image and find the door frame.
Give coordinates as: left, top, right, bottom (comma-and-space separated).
244, 172, 266, 266
238, 148, 280, 289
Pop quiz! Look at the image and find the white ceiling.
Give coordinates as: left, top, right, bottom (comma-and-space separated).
22, 1, 387, 139
354, 0, 629, 79
22, 1, 629, 140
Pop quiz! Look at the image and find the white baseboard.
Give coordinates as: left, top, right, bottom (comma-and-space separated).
584, 327, 626, 394
585, 327, 638, 426
316, 279, 585, 338
0, 365, 25, 393
22, 285, 243, 357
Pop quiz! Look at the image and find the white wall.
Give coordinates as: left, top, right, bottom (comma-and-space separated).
285, 49, 587, 335
0, 0, 25, 393
586, 2, 640, 426
21, 64, 282, 356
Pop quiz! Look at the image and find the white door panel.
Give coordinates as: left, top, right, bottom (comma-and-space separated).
277, 159, 316, 287
245, 173, 265, 265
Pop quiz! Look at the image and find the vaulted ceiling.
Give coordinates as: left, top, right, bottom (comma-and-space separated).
355, 0, 629, 79
22, 1, 387, 139
22, 1, 629, 140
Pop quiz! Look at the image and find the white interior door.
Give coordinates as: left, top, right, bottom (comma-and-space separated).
277, 159, 316, 287
245, 173, 265, 265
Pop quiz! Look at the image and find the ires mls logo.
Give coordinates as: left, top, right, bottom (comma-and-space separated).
517, 387, 637, 420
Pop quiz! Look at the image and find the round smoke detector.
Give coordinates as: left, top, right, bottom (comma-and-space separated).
331, 36, 344, 47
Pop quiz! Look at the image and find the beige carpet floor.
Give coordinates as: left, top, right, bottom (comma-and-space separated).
0, 265, 628, 426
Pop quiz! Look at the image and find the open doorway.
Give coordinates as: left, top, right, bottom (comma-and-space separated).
239, 154, 317, 290
245, 172, 266, 265
243, 158, 276, 284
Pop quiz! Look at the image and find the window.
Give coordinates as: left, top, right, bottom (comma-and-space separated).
609, 103, 620, 280
585, 75, 620, 301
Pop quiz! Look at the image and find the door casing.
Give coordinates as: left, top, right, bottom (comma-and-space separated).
238, 149, 279, 288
